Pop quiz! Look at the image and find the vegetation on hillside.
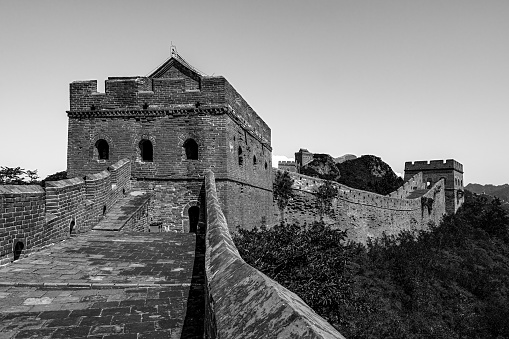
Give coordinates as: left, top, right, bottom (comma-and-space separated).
301, 154, 403, 195
0, 167, 67, 187
234, 194, 509, 338
0, 166, 39, 185
273, 170, 294, 224
466, 183, 509, 203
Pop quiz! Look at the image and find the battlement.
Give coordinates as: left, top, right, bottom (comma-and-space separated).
405, 159, 463, 173
0, 159, 133, 265
278, 160, 296, 165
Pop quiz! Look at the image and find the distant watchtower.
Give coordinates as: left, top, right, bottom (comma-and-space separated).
404, 159, 464, 214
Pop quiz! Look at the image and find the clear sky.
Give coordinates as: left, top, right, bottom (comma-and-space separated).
1, 0, 508, 184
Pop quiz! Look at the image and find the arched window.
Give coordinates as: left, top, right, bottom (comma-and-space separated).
253, 155, 257, 166
95, 139, 109, 160
183, 139, 198, 160
426, 178, 432, 189
238, 146, 243, 166
139, 139, 153, 162
265, 161, 268, 170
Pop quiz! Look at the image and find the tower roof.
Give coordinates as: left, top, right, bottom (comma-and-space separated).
148, 52, 204, 82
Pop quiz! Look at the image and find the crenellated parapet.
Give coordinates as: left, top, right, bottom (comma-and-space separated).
405, 159, 464, 214
68, 74, 270, 146
405, 159, 463, 173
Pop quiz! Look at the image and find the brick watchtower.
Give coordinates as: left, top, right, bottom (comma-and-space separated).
66, 52, 273, 232
404, 159, 464, 214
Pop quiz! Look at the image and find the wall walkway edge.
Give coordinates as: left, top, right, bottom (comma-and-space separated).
204, 169, 345, 339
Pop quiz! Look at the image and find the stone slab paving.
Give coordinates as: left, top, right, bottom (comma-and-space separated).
93, 192, 151, 231
0, 231, 205, 338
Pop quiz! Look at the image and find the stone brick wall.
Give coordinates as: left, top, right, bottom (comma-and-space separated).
273, 171, 446, 244
67, 57, 274, 234
204, 170, 345, 339
0, 185, 45, 265
405, 159, 464, 214
0, 159, 132, 264
388, 172, 425, 198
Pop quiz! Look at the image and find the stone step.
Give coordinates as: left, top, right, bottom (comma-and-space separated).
93, 191, 151, 231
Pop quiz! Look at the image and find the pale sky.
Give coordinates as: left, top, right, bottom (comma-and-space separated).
1, 1, 508, 185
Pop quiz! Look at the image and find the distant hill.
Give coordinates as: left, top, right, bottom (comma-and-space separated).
300, 154, 403, 195
465, 183, 509, 202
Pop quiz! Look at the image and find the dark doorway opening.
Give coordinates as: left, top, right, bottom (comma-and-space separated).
70, 219, 75, 235
13, 241, 24, 261
189, 206, 200, 233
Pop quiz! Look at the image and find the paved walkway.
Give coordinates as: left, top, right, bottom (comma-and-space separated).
0, 231, 205, 339
93, 191, 151, 231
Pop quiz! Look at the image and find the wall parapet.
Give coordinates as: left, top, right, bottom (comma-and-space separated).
0, 158, 132, 265
204, 169, 344, 338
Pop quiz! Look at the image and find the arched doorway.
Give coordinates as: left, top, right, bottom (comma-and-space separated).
13, 241, 24, 261
188, 206, 200, 233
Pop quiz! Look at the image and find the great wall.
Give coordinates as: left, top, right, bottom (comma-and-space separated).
0, 52, 464, 338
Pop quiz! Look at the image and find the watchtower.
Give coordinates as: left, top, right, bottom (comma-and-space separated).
66, 52, 273, 232
404, 159, 464, 214
295, 148, 313, 173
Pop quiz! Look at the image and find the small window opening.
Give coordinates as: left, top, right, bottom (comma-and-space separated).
265, 161, 268, 170
140, 139, 153, 162
238, 146, 243, 166
122, 188, 126, 196
253, 155, 257, 166
189, 206, 200, 233
184, 139, 198, 160
142, 102, 149, 110
70, 219, 76, 235
103, 205, 107, 216
426, 178, 432, 189
95, 139, 109, 160
13, 241, 24, 261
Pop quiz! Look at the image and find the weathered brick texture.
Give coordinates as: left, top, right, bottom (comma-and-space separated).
274, 171, 446, 244
0, 185, 45, 265
67, 55, 273, 232
0, 159, 132, 264
204, 170, 345, 338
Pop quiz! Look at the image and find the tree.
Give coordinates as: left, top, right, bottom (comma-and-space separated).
0, 166, 39, 185
273, 170, 294, 225
315, 180, 337, 221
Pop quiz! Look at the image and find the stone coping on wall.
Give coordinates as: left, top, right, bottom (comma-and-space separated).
204, 169, 345, 339
108, 158, 130, 171
85, 169, 110, 181
44, 177, 84, 188
0, 185, 45, 194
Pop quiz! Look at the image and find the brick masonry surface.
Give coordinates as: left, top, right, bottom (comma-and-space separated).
273, 171, 446, 244
0, 231, 205, 339
204, 170, 345, 338
67, 55, 274, 234
0, 159, 132, 265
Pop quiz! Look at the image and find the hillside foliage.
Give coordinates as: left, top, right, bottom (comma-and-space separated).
233, 194, 509, 338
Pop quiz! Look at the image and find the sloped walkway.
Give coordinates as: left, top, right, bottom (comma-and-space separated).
0, 231, 205, 339
93, 191, 151, 231
406, 189, 430, 199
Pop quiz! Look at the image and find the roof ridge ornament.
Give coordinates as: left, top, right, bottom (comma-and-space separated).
170, 43, 178, 58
